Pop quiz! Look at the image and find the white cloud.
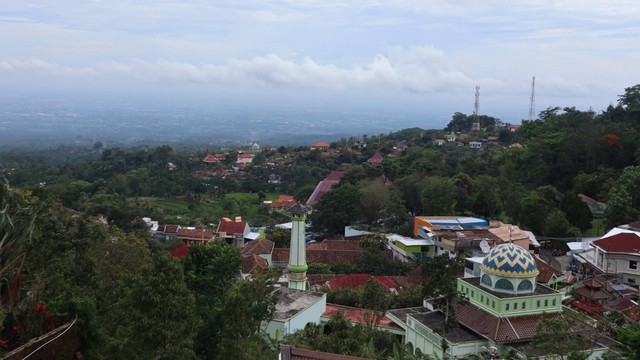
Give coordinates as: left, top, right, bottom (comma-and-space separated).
0, 46, 473, 92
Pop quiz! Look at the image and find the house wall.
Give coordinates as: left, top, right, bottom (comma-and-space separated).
405, 315, 486, 358
458, 281, 562, 317
597, 250, 640, 285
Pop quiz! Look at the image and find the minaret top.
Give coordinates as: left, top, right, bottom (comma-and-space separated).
288, 203, 310, 216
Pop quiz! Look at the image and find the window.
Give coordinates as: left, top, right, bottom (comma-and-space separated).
495, 279, 514, 291
536, 300, 540, 308
552, 299, 556, 306
492, 301, 495, 308
481, 274, 492, 286
514, 302, 518, 310
471, 291, 474, 297
517, 280, 532, 291
481, 295, 484, 302
544, 299, 548, 306
629, 278, 636, 284
630, 261, 638, 270
506, 304, 510, 311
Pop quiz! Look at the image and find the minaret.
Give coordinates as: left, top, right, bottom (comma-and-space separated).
287, 203, 309, 290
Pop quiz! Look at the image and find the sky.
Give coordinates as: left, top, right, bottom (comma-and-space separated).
2, 0, 640, 125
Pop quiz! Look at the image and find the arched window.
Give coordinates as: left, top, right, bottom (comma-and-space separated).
518, 280, 532, 291
481, 274, 492, 286
406, 342, 414, 355
495, 279, 513, 291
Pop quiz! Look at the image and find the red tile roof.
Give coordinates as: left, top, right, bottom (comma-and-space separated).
176, 228, 215, 240
241, 239, 274, 256
272, 248, 289, 262
326, 274, 399, 292
306, 171, 344, 205
593, 233, 640, 253
311, 142, 330, 148
217, 220, 248, 235
238, 153, 253, 159
323, 304, 402, 330
367, 152, 384, 164
270, 195, 297, 208
242, 255, 269, 275
455, 303, 562, 343
203, 154, 219, 163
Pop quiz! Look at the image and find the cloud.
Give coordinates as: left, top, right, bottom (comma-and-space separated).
0, 46, 473, 93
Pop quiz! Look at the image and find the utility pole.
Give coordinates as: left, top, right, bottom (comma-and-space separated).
528, 76, 536, 121
472, 85, 480, 131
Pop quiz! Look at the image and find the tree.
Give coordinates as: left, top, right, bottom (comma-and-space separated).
531, 312, 593, 360
217, 269, 280, 360
106, 253, 199, 359
615, 321, 640, 360
183, 242, 243, 359
560, 193, 593, 233
605, 166, 640, 228
311, 183, 361, 235
421, 255, 465, 332
618, 84, 640, 110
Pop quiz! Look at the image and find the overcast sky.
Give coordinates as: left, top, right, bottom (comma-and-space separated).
2, 0, 639, 123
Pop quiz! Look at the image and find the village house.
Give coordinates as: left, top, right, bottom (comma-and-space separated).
176, 228, 215, 246
310, 142, 330, 150
216, 217, 251, 248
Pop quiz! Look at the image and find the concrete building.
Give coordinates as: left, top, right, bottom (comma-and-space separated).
388, 243, 613, 359
265, 287, 326, 340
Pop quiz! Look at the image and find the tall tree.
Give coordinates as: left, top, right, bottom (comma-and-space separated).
421, 255, 465, 332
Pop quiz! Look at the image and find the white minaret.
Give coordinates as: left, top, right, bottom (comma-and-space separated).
287, 203, 309, 290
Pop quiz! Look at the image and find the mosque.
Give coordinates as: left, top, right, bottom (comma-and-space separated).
388, 242, 614, 359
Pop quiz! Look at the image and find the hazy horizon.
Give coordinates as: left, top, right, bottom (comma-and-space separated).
2, 1, 638, 148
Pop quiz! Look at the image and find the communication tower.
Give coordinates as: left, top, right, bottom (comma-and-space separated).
472, 85, 480, 131
528, 76, 536, 121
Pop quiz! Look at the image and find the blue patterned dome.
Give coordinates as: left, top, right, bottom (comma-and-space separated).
481, 243, 539, 278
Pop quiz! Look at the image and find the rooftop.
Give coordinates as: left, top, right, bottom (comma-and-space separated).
592, 232, 640, 253
410, 311, 485, 343
272, 287, 326, 321
322, 304, 402, 330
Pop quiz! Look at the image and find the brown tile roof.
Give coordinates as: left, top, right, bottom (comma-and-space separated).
306, 240, 361, 251
533, 255, 563, 283
367, 152, 384, 164
280, 345, 368, 360
241, 239, 274, 256
327, 274, 400, 292
242, 255, 268, 275
157, 224, 180, 234
271, 248, 372, 265
593, 233, 640, 253
322, 304, 402, 330
272, 248, 289, 263
455, 303, 562, 343
176, 228, 214, 240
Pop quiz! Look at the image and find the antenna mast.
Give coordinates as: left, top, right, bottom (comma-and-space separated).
528, 76, 536, 121
472, 85, 480, 131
